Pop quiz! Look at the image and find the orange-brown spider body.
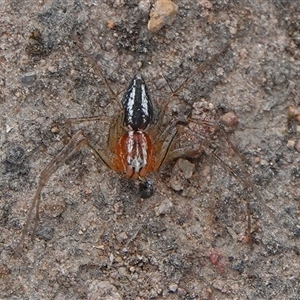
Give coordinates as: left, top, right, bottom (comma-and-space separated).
86, 73, 179, 183
112, 74, 156, 179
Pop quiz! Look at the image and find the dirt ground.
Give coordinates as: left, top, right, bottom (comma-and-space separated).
1, 0, 300, 299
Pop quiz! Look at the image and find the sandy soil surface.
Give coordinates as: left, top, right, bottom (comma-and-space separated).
1, 0, 300, 299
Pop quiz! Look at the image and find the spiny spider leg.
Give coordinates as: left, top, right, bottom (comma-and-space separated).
172, 42, 231, 96
17, 124, 123, 252
186, 120, 275, 248
62, 115, 115, 144
107, 111, 126, 153
65, 115, 113, 124
16, 130, 88, 252
61, 33, 124, 128
216, 128, 275, 219
62, 116, 114, 138
209, 150, 255, 249
72, 32, 122, 109
165, 135, 213, 164
86, 113, 126, 171
160, 106, 270, 249
157, 37, 271, 245
148, 43, 232, 169
154, 127, 178, 170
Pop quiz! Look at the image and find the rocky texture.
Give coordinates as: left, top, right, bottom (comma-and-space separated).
1, 0, 300, 299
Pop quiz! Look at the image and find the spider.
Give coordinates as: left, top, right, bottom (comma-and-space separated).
17, 34, 261, 252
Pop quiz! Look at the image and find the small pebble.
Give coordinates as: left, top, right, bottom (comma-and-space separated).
287, 140, 295, 149
48, 65, 58, 73
220, 112, 239, 132
21, 72, 37, 85
45, 202, 66, 218
295, 140, 300, 153
170, 177, 183, 191
118, 267, 128, 277
36, 226, 55, 241
6, 146, 25, 165
155, 199, 173, 216
177, 287, 187, 296
260, 159, 269, 166
109, 253, 114, 263
288, 105, 300, 123
169, 283, 178, 292
115, 256, 123, 263
170, 158, 195, 192
0, 264, 11, 278
116, 231, 128, 243
148, 0, 178, 32
88, 281, 122, 300
177, 158, 195, 179
216, 67, 224, 76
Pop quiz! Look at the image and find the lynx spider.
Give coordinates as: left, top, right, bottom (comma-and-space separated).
17, 33, 264, 252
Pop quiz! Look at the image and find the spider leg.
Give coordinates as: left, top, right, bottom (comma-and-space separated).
216, 128, 275, 220
150, 119, 179, 170
65, 115, 113, 124
171, 42, 231, 96
16, 130, 88, 253
84, 112, 124, 170
87, 142, 116, 171
166, 132, 214, 163
208, 149, 254, 249
61, 115, 114, 137
150, 109, 210, 170
17, 120, 123, 252
107, 112, 125, 153
148, 42, 231, 169
72, 32, 122, 109
155, 112, 219, 167
181, 118, 275, 248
